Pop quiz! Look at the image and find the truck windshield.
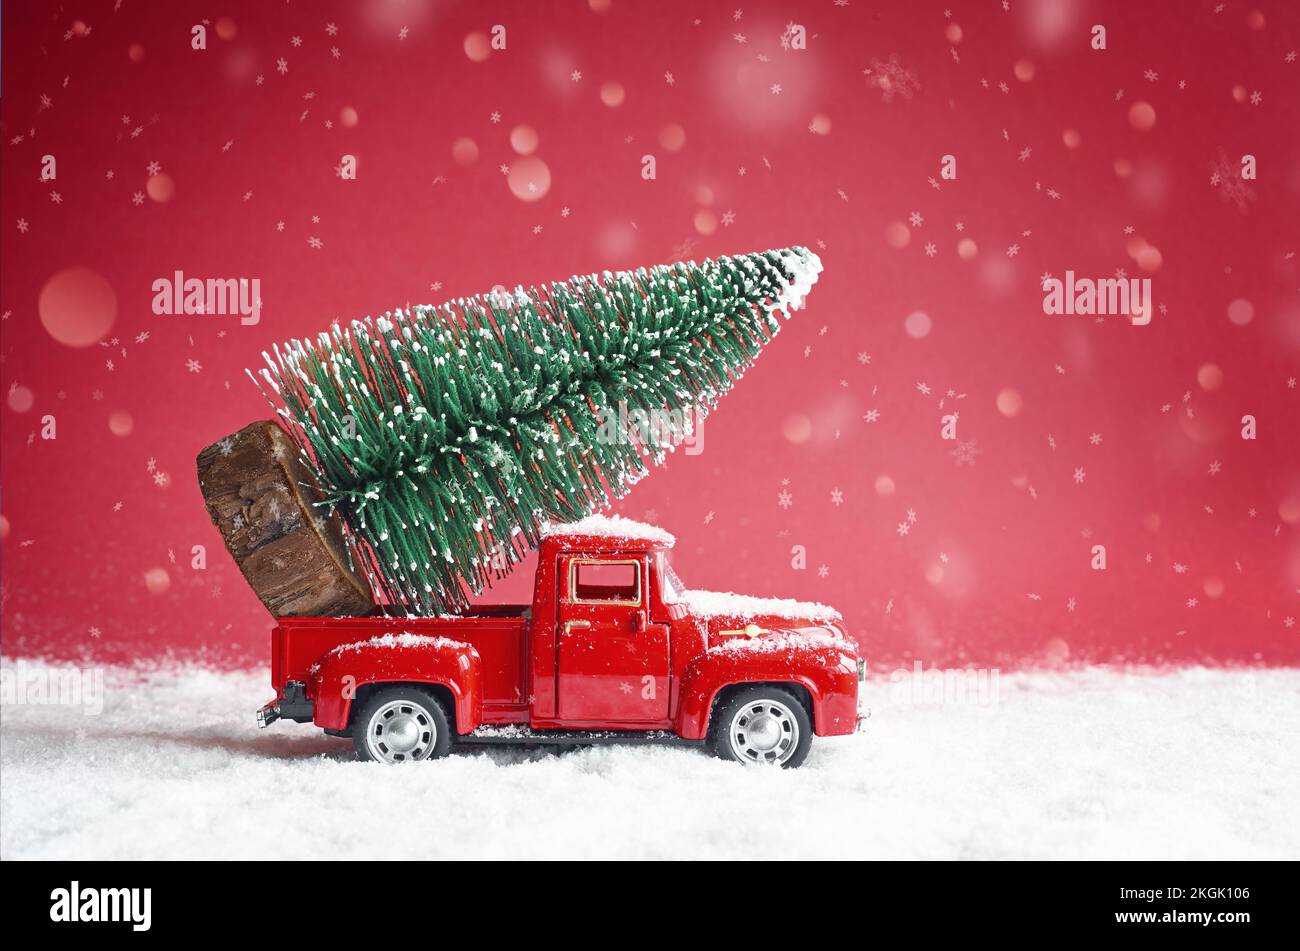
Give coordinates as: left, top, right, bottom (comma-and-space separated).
660, 561, 685, 603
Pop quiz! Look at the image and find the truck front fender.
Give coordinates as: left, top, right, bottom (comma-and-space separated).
309, 633, 483, 734
676, 631, 858, 740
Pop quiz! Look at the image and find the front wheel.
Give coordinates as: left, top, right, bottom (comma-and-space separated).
353, 687, 453, 764
710, 686, 813, 768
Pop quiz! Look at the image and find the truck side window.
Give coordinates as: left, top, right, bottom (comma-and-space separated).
571, 560, 640, 604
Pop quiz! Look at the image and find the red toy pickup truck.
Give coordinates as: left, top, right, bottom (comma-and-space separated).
257, 516, 865, 768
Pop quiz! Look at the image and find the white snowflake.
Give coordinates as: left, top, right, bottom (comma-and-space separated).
950, 440, 982, 467
864, 54, 918, 103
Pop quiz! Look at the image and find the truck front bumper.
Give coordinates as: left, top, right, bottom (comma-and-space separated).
855, 657, 870, 732
256, 680, 313, 728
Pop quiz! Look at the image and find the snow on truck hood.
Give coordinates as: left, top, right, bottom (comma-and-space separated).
681, 589, 842, 623
707, 629, 851, 656
681, 591, 849, 653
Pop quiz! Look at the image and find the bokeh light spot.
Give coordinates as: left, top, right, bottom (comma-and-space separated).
885, 221, 911, 249
147, 172, 175, 203
693, 208, 718, 235
600, 81, 626, 107
452, 137, 479, 166
510, 124, 540, 155
783, 413, 812, 444
1280, 494, 1300, 525
1128, 101, 1157, 131
904, 311, 932, 339
109, 410, 134, 436
506, 156, 552, 201
1044, 638, 1070, 665
658, 123, 686, 152
7, 386, 34, 413
144, 568, 171, 594
464, 32, 491, 62
1197, 363, 1224, 392
39, 266, 117, 348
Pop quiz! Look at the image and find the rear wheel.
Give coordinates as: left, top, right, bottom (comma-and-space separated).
710, 686, 812, 768
353, 687, 452, 764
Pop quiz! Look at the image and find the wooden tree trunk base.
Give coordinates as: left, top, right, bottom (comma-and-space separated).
196, 419, 375, 618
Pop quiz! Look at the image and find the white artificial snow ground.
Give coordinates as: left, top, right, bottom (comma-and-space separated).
2, 661, 1297, 860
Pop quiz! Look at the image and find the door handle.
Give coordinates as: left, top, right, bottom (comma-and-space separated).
564, 620, 592, 634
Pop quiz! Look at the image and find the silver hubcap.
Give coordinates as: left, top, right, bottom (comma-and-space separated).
366, 699, 437, 763
729, 699, 799, 765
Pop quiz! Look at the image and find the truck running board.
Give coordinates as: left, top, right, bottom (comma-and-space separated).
460, 726, 705, 748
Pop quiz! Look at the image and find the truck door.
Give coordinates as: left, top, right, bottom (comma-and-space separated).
556, 555, 670, 723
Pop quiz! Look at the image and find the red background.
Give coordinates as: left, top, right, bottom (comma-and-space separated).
2, 0, 1298, 668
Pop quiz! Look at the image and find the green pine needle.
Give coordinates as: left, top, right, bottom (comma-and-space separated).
254, 246, 823, 614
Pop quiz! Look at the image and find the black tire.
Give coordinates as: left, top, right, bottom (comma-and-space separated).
710, 685, 813, 768
352, 686, 453, 764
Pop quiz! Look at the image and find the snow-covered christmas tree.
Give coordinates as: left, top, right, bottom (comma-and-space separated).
252, 246, 822, 614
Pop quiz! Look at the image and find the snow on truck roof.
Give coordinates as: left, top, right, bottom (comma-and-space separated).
540, 514, 676, 549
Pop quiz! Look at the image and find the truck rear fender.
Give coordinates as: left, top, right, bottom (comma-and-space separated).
309, 634, 483, 734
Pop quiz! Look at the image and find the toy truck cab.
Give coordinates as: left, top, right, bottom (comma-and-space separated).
258, 516, 865, 768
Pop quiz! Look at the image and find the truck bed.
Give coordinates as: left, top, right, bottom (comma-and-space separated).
273, 609, 532, 712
